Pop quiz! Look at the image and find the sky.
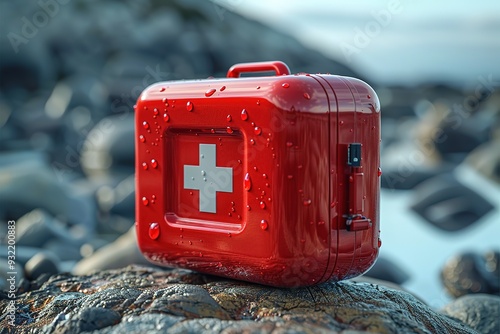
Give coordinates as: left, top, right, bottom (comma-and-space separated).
214, 0, 500, 85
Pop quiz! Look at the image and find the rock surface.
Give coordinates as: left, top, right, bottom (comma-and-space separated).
0, 266, 480, 333
441, 294, 500, 334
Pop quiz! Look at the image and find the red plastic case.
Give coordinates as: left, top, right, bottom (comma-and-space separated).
135, 61, 381, 287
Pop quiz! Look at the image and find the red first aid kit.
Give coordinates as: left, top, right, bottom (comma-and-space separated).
135, 61, 381, 287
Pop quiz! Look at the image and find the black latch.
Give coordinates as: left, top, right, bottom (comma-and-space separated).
347, 143, 362, 167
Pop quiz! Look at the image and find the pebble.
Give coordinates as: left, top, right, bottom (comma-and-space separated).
24, 252, 60, 281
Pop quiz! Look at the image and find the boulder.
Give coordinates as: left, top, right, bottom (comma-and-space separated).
0, 266, 481, 333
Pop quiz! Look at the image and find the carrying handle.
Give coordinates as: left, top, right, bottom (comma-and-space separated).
227, 61, 291, 78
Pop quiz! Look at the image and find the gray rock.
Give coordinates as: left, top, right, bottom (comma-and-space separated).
442, 294, 500, 334
441, 250, 500, 298
72, 226, 150, 275
0, 266, 482, 333
410, 174, 494, 232
80, 114, 135, 180
0, 159, 96, 234
49, 307, 121, 333
363, 256, 410, 285
0, 245, 57, 267
24, 252, 59, 281
14, 210, 79, 248
96, 314, 184, 334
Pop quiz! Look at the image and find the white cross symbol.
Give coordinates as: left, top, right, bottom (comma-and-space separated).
184, 144, 233, 213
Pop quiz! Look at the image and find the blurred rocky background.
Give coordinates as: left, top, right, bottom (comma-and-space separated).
0, 0, 499, 333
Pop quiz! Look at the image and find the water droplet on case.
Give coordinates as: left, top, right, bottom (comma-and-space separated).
143, 121, 149, 129
151, 159, 158, 169
142, 162, 148, 170
220, 85, 226, 91
186, 101, 194, 112
378, 167, 383, 177
260, 220, 268, 230
303, 92, 311, 100
282, 82, 289, 88
226, 127, 233, 134
244, 173, 252, 191
160, 87, 166, 92
241, 109, 248, 121
163, 113, 170, 122
303, 199, 312, 206
139, 135, 146, 143
286, 142, 293, 148
250, 139, 255, 145
259, 201, 266, 209
226, 115, 232, 122
149, 222, 160, 239
254, 126, 262, 135
205, 88, 216, 97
